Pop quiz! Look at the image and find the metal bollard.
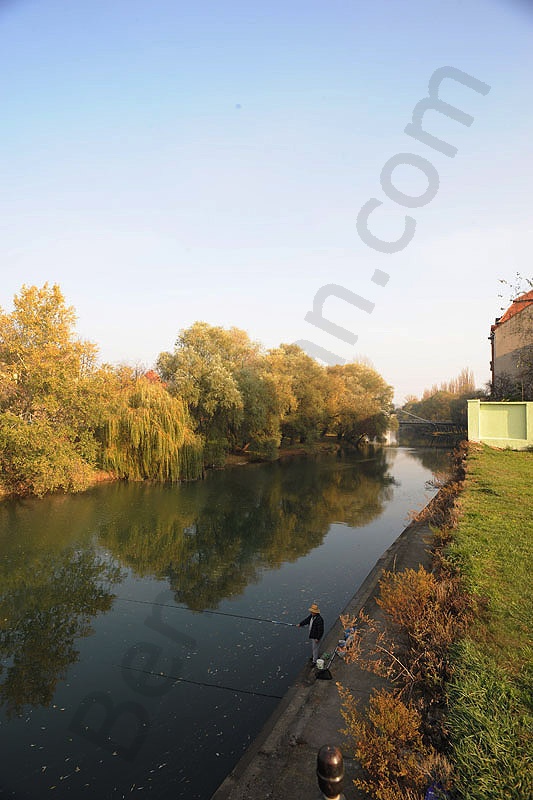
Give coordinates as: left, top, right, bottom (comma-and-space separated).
316, 744, 345, 800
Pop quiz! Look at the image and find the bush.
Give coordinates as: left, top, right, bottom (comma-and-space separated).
0, 412, 93, 496
338, 685, 448, 800
203, 438, 227, 468
340, 566, 474, 705
247, 435, 279, 461
377, 567, 474, 696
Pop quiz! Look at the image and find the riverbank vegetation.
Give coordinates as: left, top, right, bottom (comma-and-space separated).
338, 443, 532, 800
0, 284, 394, 497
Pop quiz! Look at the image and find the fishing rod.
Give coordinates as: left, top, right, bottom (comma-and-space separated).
116, 595, 296, 627
117, 663, 284, 700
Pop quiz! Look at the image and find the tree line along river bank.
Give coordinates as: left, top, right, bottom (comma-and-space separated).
0, 283, 394, 499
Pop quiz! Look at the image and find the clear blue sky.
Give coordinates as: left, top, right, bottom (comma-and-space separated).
2, 0, 532, 402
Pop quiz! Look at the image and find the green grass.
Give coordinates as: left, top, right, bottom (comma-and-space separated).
446, 445, 533, 799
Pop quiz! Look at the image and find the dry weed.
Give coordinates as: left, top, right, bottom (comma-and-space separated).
338, 684, 452, 800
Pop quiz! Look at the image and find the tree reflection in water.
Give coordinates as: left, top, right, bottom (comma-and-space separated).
0, 545, 122, 717
401, 446, 454, 474
99, 449, 396, 611
0, 449, 398, 714
0, 447, 449, 800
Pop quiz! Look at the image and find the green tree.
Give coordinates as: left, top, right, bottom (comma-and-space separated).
230, 366, 282, 459
157, 322, 289, 464
326, 362, 394, 443
403, 389, 455, 422
0, 412, 94, 496
157, 323, 249, 444
265, 344, 328, 443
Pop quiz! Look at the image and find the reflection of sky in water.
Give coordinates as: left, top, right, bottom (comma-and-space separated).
0, 447, 449, 799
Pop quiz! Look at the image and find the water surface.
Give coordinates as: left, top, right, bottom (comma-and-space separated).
0, 447, 449, 799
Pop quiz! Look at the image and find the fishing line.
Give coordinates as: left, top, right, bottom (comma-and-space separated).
115, 595, 295, 626
117, 663, 284, 700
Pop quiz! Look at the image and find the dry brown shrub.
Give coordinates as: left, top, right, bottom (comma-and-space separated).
409, 480, 463, 530
378, 567, 472, 642
377, 566, 474, 697
338, 684, 447, 800
378, 567, 437, 634
340, 610, 420, 690
336, 561, 472, 796
340, 565, 474, 709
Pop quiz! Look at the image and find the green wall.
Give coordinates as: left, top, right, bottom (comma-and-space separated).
468, 400, 533, 450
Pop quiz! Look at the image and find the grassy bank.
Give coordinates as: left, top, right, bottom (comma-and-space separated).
447, 445, 533, 799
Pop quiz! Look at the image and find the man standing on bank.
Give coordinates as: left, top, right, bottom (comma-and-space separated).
298, 602, 324, 665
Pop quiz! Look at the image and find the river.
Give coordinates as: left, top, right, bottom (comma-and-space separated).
0, 446, 449, 799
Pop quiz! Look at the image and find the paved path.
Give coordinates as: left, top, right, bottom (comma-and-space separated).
211, 520, 434, 800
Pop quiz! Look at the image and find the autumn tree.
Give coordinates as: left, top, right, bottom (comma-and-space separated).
229, 366, 283, 459
0, 284, 105, 494
0, 283, 99, 424
0, 285, 399, 494
326, 362, 394, 443
158, 324, 244, 462
265, 344, 329, 443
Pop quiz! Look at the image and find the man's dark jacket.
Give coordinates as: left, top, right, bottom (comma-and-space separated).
299, 613, 324, 640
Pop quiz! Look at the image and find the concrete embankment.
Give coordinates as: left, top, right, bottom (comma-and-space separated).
211, 517, 435, 800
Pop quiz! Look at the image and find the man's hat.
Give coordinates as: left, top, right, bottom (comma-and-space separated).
309, 603, 320, 614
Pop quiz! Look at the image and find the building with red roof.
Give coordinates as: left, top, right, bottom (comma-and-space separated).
490, 290, 533, 398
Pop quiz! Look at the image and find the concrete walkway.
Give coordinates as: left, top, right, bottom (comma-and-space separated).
211, 519, 434, 800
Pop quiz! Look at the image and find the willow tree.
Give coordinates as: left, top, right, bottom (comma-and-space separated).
101, 378, 203, 482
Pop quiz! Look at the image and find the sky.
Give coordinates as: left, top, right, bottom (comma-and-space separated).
1, 0, 532, 403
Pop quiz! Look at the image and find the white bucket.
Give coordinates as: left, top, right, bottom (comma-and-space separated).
316, 658, 325, 670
